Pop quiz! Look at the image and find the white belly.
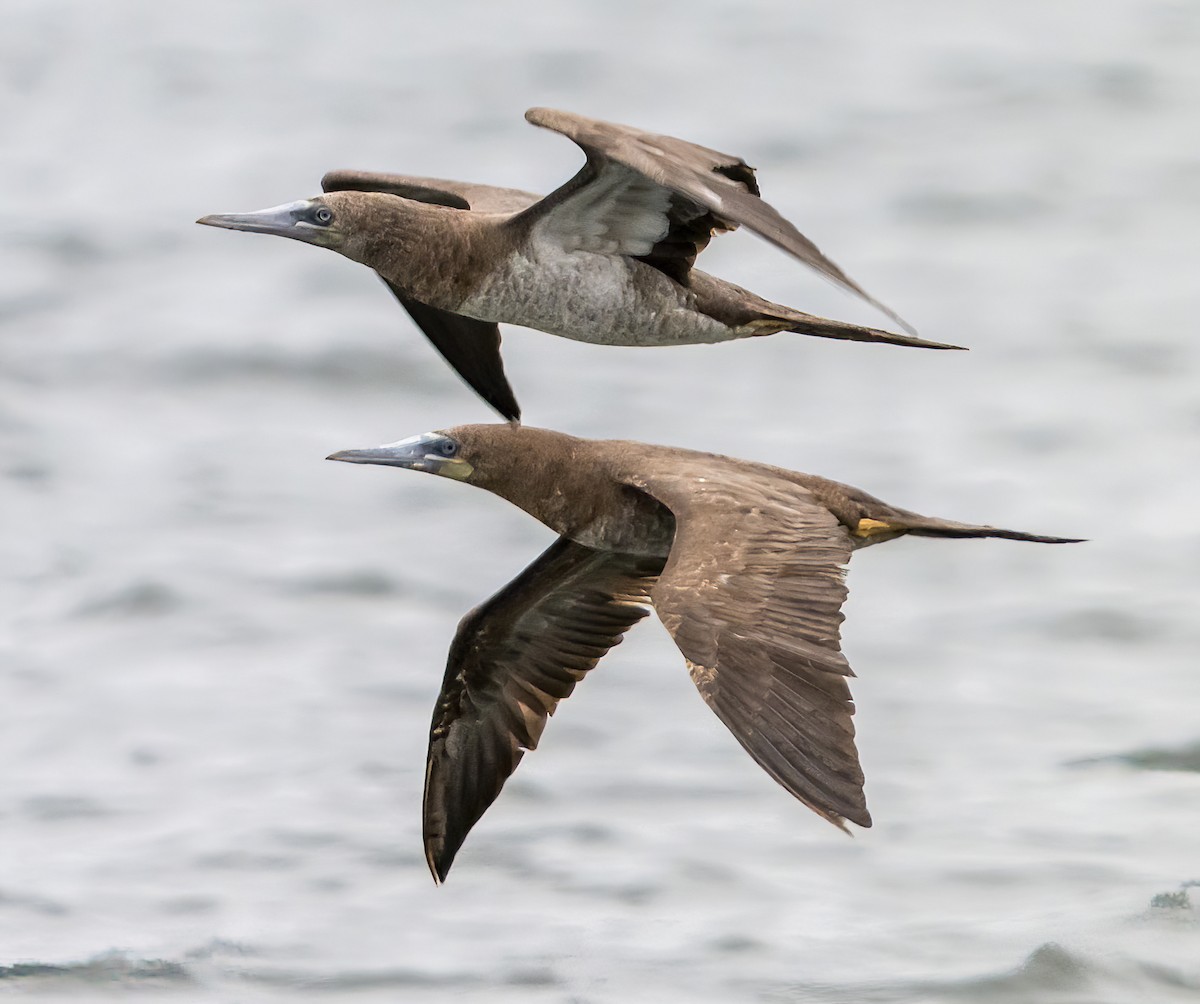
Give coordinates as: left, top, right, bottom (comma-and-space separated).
456, 243, 738, 347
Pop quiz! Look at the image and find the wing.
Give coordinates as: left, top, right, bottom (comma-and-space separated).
322, 173, 530, 422
522, 107, 913, 332
381, 281, 521, 423
321, 170, 541, 214
424, 538, 663, 882
622, 464, 869, 830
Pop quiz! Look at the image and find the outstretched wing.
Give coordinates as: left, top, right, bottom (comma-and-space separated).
622, 463, 869, 830
322, 172, 532, 421
381, 282, 521, 423
424, 538, 663, 882
321, 170, 541, 214
521, 107, 913, 332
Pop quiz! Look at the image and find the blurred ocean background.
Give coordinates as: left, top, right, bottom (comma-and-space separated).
3, 0, 1198, 1000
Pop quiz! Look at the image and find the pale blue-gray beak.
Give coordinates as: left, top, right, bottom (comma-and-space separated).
196, 199, 340, 247
326, 433, 473, 480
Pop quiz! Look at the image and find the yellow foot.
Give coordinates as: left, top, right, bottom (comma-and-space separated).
745, 319, 793, 336
854, 518, 895, 538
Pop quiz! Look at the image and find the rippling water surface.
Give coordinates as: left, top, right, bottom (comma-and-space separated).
3, 1, 1199, 1000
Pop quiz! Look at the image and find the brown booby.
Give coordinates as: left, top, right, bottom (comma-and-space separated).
199, 108, 964, 422
326, 425, 1080, 882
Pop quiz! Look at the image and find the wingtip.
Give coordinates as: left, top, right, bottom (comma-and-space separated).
829, 806, 872, 834
425, 846, 449, 885
853, 292, 921, 340
524, 106, 581, 132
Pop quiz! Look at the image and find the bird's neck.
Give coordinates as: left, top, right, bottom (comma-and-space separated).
474, 442, 675, 557
349, 202, 506, 309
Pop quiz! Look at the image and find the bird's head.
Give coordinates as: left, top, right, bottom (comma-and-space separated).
196, 191, 419, 265
196, 195, 347, 249
326, 425, 588, 506
327, 431, 478, 483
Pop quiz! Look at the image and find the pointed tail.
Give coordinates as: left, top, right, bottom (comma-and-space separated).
768, 311, 967, 351
900, 519, 1084, 544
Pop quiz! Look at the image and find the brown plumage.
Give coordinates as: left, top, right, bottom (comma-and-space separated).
327, 425, 1081, 882
198, 108, 964, 423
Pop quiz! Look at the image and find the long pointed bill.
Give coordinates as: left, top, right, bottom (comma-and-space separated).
196, 200, 338, 247
326, 433, 473, 481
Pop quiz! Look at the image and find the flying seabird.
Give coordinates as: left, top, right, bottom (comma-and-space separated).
327, 425, 1079, 882
199, 108, 963, 422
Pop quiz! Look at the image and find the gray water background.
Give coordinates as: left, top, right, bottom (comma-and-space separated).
3, 0, 1199, 1000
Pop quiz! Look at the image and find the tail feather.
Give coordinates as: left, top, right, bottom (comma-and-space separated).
903, 520, 1084, 544
775, 312, 966, 351
687, 270, 964, 349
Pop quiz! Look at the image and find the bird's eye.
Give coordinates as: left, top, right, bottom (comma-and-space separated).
313, 206, 333, 225
438, 440, 459, 457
